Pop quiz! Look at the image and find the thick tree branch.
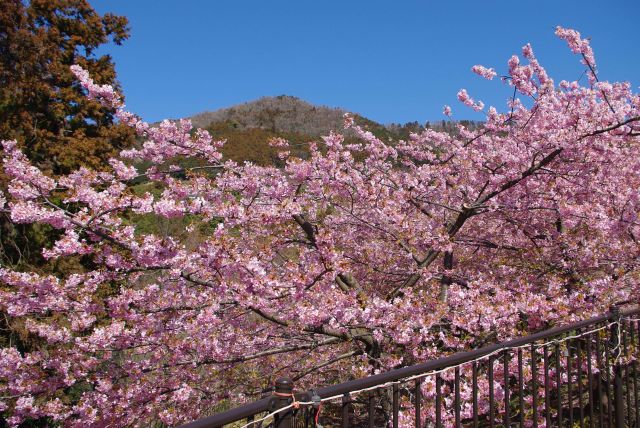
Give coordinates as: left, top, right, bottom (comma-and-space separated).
292, 350, 362, 381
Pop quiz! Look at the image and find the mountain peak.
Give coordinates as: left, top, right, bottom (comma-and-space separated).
188, 96, 349, 136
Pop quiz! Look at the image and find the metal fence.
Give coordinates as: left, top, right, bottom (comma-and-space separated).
180, 304, 640, 428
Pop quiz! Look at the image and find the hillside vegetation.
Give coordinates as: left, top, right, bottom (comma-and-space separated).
187, 95, 481, 165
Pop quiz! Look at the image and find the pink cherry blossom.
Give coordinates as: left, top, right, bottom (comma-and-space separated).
471, 65, 497, 80
555, 26, 597, 84
0, 27, 638, 426
457, 89, 485, 111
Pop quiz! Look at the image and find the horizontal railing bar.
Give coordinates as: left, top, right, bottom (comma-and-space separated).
179, 305, 640, 428
179, 397, 272, 428
309, 314, 615, 400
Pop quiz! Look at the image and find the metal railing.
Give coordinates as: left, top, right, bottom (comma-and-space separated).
180, 304, 640, 428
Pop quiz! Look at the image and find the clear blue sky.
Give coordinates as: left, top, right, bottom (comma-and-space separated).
91, 0, 640, 125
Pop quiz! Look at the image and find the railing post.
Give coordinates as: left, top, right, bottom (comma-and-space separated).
609, 305, 624, 428
272, 377, 295, 428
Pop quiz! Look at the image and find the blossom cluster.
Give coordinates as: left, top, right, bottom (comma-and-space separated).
0, 28, 638, 426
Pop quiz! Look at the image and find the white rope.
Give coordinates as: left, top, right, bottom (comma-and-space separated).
237, 321, 619, 428
610, 321, 623, 363
236, 400, 315, 428
613, 315, 640, 363
400, 322, 614, 385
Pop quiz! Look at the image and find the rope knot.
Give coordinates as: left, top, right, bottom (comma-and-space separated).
273, 392, 300, 409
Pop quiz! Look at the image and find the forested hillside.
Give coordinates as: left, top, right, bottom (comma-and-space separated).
186, 95, 481, 165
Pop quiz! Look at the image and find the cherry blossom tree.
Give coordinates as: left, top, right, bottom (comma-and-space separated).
1, 27, 639, 426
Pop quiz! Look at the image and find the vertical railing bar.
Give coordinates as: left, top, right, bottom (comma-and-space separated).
368, 392, 375, 428
633, 321, 640, 427
555, 342, 563, 427
473, 361, 479, 428
568, 337, 574, 427
586, 333, 594, 428
531, 343, 538, 428
577, 334, 585, 428
342, 393, 350, 428
623, 320, 631, 425
609, 305, 623, 428
595, 332, 604, 428
435, 375, 442, 428
309, 407, 316, 428
414, 379, 422, 428
455, 367, 461, 428
273, 378, 294, 428
488, 356, 495, 428
305, 407, 311, 428
603, 325, 613, 426
632, 320, 639, 427
518, 348, 525, 428
504, 351, 510, 428
393, 384, 399, 428
543, 345, 551, 428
